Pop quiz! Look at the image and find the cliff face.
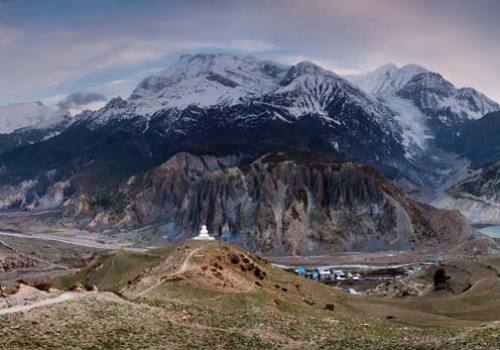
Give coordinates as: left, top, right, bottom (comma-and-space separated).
66, 152, 483, 255
435, 160, 500, 224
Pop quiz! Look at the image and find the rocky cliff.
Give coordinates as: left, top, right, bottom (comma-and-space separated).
62, 152, 488, 255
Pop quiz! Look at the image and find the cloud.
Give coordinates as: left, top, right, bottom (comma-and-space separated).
229, 39, 278, 52
2, 0, 500, 104
57, 91, 107, 111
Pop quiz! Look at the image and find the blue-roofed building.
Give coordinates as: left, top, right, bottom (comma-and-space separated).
295, 267, 306, 277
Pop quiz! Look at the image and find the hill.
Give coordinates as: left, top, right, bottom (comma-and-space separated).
0, 241, 499, 348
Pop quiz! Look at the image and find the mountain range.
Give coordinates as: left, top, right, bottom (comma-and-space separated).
0, 53, 499, 253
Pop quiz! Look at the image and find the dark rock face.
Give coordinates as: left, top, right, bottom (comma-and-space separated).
0, 119, 71, 156
440, 159, 500, 224
65, 152, 479, 255
0, 96, 405, 188
454, 111, 500, 167
0, 99, 405, 212
435, 112, 500, 224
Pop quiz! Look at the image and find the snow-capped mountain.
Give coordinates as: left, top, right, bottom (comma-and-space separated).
78, 54, 406, 175
346, 64, 499, 160
396, 71, 499, 122
128, 53, 289, 115
0, 53, 409, 211
2, 52, 500, 238
0, 101, 67, 134
1, 53, 498, 213
75, 53, 403, 165
347, 63, 499, 126
90, 53, 388, 125
258, 61, 384, 119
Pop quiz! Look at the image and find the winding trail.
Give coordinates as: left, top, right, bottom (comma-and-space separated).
176, 248, 201, 275
137, 248, 200, 296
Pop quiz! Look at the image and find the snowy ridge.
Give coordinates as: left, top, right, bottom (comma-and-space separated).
266, 61, 384, 119
397, 71, 499, 122
347, 64, 499, 122
449, 87, 499, 120
79, 54, 499, 168
346, 63, 428, 96
0, 101, 68, 134
87, 53, 388, 127
128, 53, 288, 115
346, 63, 500, 157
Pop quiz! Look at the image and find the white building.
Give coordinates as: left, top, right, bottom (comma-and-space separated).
332, 270, 346, 280
193, 225, 215, 240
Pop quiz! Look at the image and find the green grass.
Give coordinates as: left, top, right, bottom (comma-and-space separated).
414, 269, 434, 284
54, 249, 160, 291
458, 292, 500, 306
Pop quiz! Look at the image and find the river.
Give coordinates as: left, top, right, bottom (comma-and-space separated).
477, 225, 500, 239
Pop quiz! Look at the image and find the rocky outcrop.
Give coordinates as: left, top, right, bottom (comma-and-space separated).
436, 160, 500, 224
0, 254, 37, 273
65, 152, 483, 255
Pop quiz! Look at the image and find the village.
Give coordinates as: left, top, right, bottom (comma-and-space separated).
280, 261, 436, 295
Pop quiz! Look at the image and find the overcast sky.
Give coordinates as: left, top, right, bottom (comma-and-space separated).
1, 0, 499, 110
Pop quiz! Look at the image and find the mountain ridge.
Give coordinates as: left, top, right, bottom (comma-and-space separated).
0, 52, 499, 246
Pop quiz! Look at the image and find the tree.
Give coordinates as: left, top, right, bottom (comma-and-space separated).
433, 268, 449, 290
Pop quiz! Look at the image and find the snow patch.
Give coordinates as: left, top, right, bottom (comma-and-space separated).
381, 95, 433, 157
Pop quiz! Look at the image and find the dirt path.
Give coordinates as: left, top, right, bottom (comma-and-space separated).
176, 248, 201, 275
137, 248, 200, 296
0, 292, 79, 316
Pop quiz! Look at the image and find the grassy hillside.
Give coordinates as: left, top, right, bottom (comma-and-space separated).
1, 241, 500, 349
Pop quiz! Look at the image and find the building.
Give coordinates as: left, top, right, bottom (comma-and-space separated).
192, 225, 215, 240
332, 270, 346, 280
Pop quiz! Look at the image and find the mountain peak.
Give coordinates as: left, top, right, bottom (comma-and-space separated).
127, 52, 289, 114
374, 62, 398, 73
294, 61, 339, 77
295, 60, 322, 71
279, 60, 340, 88
347, 63, 428, 95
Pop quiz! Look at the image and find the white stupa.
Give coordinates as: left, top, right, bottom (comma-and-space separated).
193, 224, 215, 240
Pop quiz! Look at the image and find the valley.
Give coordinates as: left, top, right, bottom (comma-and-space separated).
1, 50, 500, 349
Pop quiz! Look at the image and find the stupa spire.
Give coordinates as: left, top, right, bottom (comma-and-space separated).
193, 224, 215, 240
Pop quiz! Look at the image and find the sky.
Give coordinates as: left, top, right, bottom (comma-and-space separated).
1, 0, 499, 112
